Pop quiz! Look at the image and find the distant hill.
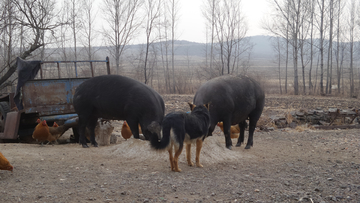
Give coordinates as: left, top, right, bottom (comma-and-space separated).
46, 36, 276, 65
124, 35, 274, 59
250, 35, 274, 58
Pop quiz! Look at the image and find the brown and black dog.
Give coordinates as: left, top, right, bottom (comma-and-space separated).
150, 103, 210, 172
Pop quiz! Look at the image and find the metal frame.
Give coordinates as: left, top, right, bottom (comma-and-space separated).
39, 56, 110, 79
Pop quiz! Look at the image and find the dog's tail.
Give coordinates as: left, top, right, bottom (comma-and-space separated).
150, 124, 171, 150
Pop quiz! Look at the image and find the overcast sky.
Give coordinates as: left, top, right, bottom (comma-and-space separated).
177, 0, 272, 43
93, 0, 272, 45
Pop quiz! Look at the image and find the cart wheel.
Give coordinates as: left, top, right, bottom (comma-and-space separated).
0, 102, 10, 132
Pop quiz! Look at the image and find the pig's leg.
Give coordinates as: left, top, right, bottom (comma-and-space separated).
222, 120, 232, 150
236, 121, 247, 147
127, 120, 140, 139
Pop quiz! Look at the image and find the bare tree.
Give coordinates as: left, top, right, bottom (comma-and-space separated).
143, 0, 161, 84
348, 0, 356, 97
102, 0, 143, 75
266, 0, 303, 95
0, 0, 66, 87
326, 0, 335, 94
0, 0, 15, 67
169, 0, 179, 93
70, 0, 82, 60
316, 0, 326, 95
158, 0, 171, 93
308, 0, 316, 94
298, 0, 311, 94
271, 37, 284, 94
335, 0, 342, 94
211, 0, 251, 76
81, 0, 98, 60
202, 0, 218, 78
56, 0, 72, 76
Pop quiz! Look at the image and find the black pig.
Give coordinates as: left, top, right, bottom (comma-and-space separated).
193, 75, 265, 150
73, 75, 165, 148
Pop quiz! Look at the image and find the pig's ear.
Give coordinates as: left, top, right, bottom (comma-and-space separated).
204, 103, 210, 110
188, 102, 196, 111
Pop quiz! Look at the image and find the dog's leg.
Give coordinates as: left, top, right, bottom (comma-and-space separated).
196, 139, 203, 168
168, 146, 175, 171
174, 146, 183, 172
186, 143, 194, 166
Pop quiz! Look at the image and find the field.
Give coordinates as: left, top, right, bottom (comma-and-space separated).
1, 94, 360, 203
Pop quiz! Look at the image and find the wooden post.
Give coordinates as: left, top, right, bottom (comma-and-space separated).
40, 64, 43, 79
57, 62, 61, 78
106, 56, 111, 75
74, 62, 78, 78
90, 62, 94, 77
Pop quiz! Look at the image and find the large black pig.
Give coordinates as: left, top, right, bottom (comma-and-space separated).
73, 75, 165, 148
193, 75, 265, 150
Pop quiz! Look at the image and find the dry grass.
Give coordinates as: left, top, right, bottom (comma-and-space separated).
257, 115, 277, 129
285, 112, 294, 124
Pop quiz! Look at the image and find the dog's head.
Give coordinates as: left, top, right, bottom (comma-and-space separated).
188, 102, 210, 111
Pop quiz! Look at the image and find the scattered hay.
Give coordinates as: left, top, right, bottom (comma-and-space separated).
285, 111, 294, 124
257, 115, 277, 129
293, 124, 315, 132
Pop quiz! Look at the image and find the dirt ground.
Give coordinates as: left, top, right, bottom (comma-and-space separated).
1, 94, 360, 203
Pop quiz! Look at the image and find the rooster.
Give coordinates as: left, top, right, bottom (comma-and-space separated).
0, 152, 13, 172
217, 122, 240, 139
121, 121, 142, 140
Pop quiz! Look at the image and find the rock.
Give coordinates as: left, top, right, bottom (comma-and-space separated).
121, 191, 127, 195
289, 122, 297, 128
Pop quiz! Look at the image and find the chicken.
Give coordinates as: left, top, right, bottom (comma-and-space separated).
32, 120, 73, 146
121, 121, 142, 140
32, 119, 51, 146
48, 121, 76, 144
0, 152, 13, 172
121, 121, 132, 140
217, 122, 240, 139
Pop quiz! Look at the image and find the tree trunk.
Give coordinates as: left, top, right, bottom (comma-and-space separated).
319, 0, 325, 95
326, 0, 334, 94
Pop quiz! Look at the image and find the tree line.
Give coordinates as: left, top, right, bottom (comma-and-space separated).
0, 0, 359, 96
265, 0, 360, 97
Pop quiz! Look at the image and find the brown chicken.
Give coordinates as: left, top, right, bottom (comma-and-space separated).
32, 119, 51, 145
217, 122, 240, 139
0, 152, 13, 172
32, 120, 71, 145
121, 121, 142, 140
